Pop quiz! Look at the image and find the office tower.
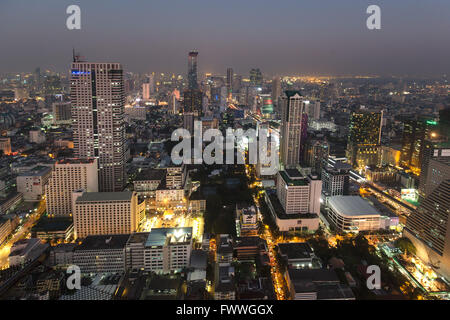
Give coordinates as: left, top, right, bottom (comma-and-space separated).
226, 68, 233, 95
276, 169, 322, 216
71, 61, 126, 192
420, 157, 450, 198
300, 113, 308, 161
168, 91, 178, 114
52, 102, 72, 125
188, 51, 199, 90
346, 110, 382, 169
142, 83, 151, 100
45, 158, 99, 217
72, 191, 144, 239
183, 89, 202, 134
439, 108, 450, 138
306, 100, 320, 120
418, 139, 450, 198
280, 91, 307, 168
183, 89, 203, 115
148, 73, 155, 94
183, 113, 195, 135
249, 68, 263, 87
303, 139, 330, 174
401, 118, 438, 173
404, 179, 450, 279
271, 77, 281, 105
321, 161, 352, 197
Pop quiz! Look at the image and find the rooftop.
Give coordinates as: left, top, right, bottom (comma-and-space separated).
32, 217, 73, 232
135, 168, 166, 181
145, 227, 192, 247
328, 195, 380, 217
75, 234, 130, 251
76, 191, 134, 203
19, 165, 52, 177
278, 242, 314, 260
56, 158, 96, 165
279, 170, 308, 186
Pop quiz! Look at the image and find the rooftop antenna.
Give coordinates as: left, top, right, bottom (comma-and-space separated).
72, 48, 84, 62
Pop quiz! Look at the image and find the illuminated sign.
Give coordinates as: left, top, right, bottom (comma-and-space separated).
401, 189, 418, 201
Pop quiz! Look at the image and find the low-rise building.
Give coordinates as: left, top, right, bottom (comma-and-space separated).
278, 242, 315, 269
17, 165, 52, 201
326, 195, 381, 233
72, 191, 145, 239
73, 234, 129, 273
143, 227, 193, 274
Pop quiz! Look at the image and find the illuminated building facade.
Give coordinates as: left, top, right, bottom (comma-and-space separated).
404, 179, 450, 279
188, 51, 198, 90
401, 118, 438, 173
72, 191, 144, 239
280, 91, 307, 168
71, 61, 126, 192
346, 111, 382, 170
45, 158, 99, 217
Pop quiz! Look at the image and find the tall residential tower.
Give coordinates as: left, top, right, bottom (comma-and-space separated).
70, 61, 126, 192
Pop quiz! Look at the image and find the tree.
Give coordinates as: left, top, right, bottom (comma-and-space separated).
395, 237, 417, 256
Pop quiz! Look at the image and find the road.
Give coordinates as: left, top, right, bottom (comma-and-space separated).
0, 200, 45, 269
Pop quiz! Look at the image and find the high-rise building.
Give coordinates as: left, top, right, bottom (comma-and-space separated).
280, 91, 307, 168
305, 100, 320, 120
70, 61, 126, 192
404, 179, 450, 279
249, 68, 263, 87
142, 83, 151, 100
188, 51, 199, 90
226, 68, 233, 95
321, 160, 352, 198
346, 111, 382, 169
401, 118, 438, 173
276, 169, 322, 216
418, 139, 450, 198
303, 139, 330, 175
183, 89, 203, 115
72, 191, 144, 239
271, 77, 281, 106
45, 158, 99, 217
52, 102, 72, 125
439, 108, 450, 138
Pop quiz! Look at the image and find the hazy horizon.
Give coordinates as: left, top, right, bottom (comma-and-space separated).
1, 0, 450, 77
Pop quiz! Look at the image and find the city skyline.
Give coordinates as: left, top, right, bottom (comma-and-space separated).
1, 0, 450, 76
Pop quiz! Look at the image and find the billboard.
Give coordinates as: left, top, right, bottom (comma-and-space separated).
401, 189, 418, 201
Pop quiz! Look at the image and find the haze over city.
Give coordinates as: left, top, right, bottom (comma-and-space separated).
1, 0, 450, 76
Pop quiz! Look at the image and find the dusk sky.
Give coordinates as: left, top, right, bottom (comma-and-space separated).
1, 0, 450, 76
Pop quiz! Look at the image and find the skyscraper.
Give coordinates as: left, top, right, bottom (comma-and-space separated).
346, 111, 382, 169
271, 77, 281, 105
188, 51, 198, 90
249, 68, 263, 87
280, 91, 307, 168
401, 118, 438, 173
71, 61, 126, 192
226, 68, 233, 95
404, 178, 450, 279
